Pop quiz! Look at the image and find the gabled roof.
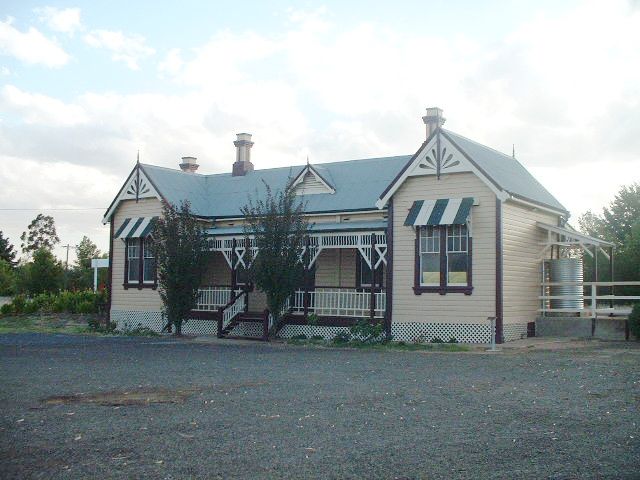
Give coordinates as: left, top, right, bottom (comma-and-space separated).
443, 130, 567, 213
137, 155, 411, 219
377, 128, 568, 215
104, 126, 567, 222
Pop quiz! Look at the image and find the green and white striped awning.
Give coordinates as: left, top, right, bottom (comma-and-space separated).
404, 198, 474, 226
115, 217, 158, 239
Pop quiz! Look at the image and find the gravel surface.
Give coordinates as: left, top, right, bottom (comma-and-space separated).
1, 333, 638, 479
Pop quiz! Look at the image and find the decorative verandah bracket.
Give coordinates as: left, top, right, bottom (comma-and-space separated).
206, 230, 387, 270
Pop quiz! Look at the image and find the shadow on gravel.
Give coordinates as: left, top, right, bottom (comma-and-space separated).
42, 387, 200, 407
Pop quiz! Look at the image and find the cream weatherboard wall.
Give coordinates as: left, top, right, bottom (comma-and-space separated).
502, 200, 560, 339
390, 172, 497, 343
111, 198, 163, 312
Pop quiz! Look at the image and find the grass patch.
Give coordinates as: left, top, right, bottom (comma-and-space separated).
0, 314, 159, 337
285, 337, 469, 352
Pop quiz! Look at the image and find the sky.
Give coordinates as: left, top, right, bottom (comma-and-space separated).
0, 0, 639, 263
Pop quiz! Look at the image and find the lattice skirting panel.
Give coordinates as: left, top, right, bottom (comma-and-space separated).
278, 324, 352, 341
229, 322, 264, 338
111, 310, 217, 336
391, 322, 491, 344
503, 323, 529, 342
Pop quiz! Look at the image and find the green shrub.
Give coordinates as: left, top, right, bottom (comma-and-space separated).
431, 337, 444, 343
0, 303, 13, 315
11, 295, 26, 314
629, 303, 640, 340
290, 334, 308, 340
349, 319, 385, 343
448, 337, 458, 344
332, 331, 352, 344
77, 300, 95, 314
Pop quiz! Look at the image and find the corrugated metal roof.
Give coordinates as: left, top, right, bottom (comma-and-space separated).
136, 128, 566, 218
206, 219, 387, 236
142, 155, 411, 218
443, 130, 567, 212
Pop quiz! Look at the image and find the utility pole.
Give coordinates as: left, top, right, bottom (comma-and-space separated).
62, 243, 72, 290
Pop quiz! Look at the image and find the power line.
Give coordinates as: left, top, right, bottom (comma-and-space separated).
0, 207, 104, 211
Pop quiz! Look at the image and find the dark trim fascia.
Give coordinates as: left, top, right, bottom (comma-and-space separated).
440, 130, 503, 192
506, 192, 569, 216
384, 199, 394, 338
495, 197, 504, 344
103, 163, 139, 221
106, 220, 114, 323
210, 207, 388, 221
378, 128, 441, 202
413, 286, 473, 295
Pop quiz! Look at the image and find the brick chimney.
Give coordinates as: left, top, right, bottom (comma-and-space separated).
179, 156, 199, 173
422, 107, 446, 139
232, 133, 254, 176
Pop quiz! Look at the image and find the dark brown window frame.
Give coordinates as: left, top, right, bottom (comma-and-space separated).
413, 225, 473, 295
123, 237, 157, 290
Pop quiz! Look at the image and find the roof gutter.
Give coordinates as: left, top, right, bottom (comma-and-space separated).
506, 194, 568, 218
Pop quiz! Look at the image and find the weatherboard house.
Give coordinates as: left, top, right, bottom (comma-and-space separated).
103, 108, 584, 343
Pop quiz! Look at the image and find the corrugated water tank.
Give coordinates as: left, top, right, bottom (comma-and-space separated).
549, 258, 584, 311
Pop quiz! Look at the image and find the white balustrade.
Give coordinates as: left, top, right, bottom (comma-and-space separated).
539, 281, 640, 318
195, 287, 235, 311
222, 291, 246, 329
292, 288, 385, 318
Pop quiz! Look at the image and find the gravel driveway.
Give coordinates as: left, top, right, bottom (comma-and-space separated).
1, 333, 638, 479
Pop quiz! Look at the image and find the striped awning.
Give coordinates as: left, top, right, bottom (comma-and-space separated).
404, 198, 474, 226
115, 217, 158, 239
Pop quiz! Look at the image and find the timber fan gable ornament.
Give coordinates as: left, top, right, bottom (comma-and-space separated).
121, 166, 159, 202
410, 132, 469, 179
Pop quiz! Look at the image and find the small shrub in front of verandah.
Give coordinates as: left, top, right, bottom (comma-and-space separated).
431, 336, 444, 343
448, 337, 458, 344
331, 330, 352, 345
349, 319, 385, 344
629, 303, 640, 340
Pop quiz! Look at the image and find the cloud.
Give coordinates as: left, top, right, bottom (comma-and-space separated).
84, 29, 155, 70
34, 6, 82, 34
2, 1, 640, 259
0, 16, 69, 67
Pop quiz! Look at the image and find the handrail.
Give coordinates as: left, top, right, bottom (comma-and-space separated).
217, 289, 247, 337
539, 279, 640, 318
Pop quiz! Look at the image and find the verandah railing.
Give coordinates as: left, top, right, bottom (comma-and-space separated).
196, 286, 239, 311
292, 287, 386, 318
539, 281, 640, 317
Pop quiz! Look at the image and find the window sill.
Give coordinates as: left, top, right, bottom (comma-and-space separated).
413, 285, 473, 296
123, 282, 157, 290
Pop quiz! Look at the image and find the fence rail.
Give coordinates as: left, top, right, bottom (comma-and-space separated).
539, 281, 640, 317
292, 287, 386, 318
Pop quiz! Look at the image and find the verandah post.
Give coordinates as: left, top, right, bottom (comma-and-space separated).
370, 234, 376, 320
231, 238, 237, 290
303, 236, 310, 319
262, 309, 269, 341
217, 306, 223, 338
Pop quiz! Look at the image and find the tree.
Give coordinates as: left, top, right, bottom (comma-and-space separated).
153, 200, 207, 336
19, 248, 64, 295
241, 180, 308, 335
75, 236, 100, 269
21, 214, 60, 254
0, 231, 17, 266
0, 259, 15, 295
577, 183, 640, 295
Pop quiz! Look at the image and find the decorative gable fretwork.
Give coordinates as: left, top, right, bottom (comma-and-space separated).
122, 167, 158, 202
292, 164, 336, 196
409, 133, 469, 179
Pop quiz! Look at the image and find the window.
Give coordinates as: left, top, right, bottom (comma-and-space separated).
447, 224, 468, 285
357, 253, 384, 288
125, 237, 156, 288
127, 239, 140, 283
415, 223, 472, 294
143, 238, 156, 283
419, 226, 440, 285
